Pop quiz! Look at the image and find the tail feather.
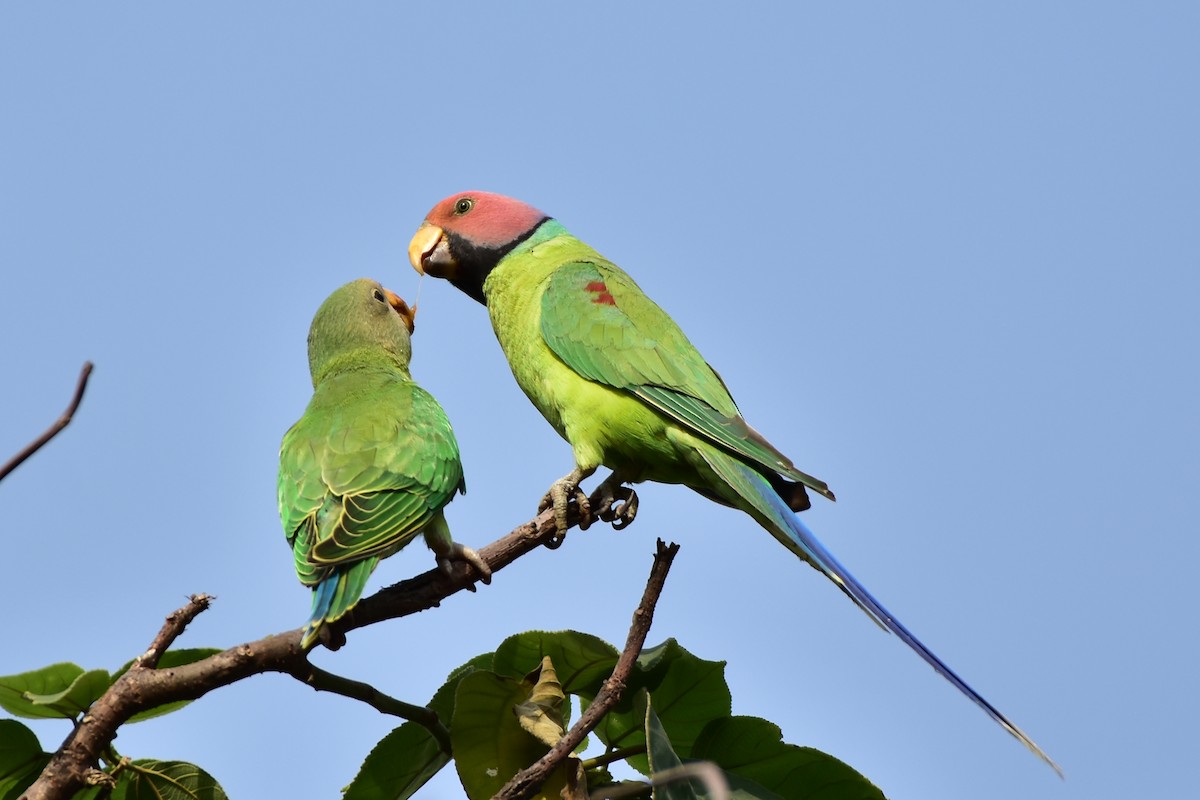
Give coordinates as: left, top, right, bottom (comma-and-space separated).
301, 577, 338, 649
698, 446, 1062, 776
300, 557, 379, 649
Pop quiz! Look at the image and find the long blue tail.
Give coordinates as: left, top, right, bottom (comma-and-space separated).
699, 447, 1062, 775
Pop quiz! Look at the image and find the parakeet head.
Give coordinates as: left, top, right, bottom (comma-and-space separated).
307, 278, 417, 385
408, 191, 550, 304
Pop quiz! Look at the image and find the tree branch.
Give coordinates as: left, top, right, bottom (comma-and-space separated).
593, 763, 730, 800
135, 593, 213, 669
492, 539, 681, 800
580, 744, 647, 771
337, 496, 587, 634
290, 662, 452, 754
23, 501, 591, 800
0, 361, 93, 483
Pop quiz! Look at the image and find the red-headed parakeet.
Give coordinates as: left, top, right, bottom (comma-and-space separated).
406, 192, 1059, 774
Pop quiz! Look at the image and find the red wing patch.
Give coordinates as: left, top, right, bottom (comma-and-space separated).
585, 280, 617, 306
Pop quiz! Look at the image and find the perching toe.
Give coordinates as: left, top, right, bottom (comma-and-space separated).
591, 479, 638, 530
437, 542, 492, 587
610, 486, 638, 530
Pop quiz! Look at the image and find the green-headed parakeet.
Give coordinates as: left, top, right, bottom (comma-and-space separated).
279, 278, 491, 649
406, 192, 1059, 773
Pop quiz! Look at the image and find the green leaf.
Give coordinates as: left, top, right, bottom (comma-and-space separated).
0, 663, 105, 720
343, 652, 494, 799
429, 652, 495, 724
515, 657, 566, 747
492, 631, 619, 696
634, 641, 730, 759
111, 759, 227, 800
582, 765, 616, 792
590, 639, 731, 774
722, 772, 789, 800
646, 705, 791, 800
0, 719, 46, 775
0, 719, 51, 800
21, 670, 112, 719
691, 717, 885, 800
637, 639, 677, 672
450, 671, 567, 800
112, 649, 223, 723
595, 687, 648, 755
342, 722, 450, 800
343, 653, 492, 800
0, 650, 223, 724
645, 701, 705, 800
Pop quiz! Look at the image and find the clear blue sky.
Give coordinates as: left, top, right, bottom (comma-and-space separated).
2, 4, 1196, 799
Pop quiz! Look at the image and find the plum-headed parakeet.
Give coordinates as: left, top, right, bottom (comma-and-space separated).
279, 278, 491, 649
407, 192, 1059, 773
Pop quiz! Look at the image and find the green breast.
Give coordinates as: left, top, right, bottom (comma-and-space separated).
483, 223, 585, 435
480, 223, 693, 482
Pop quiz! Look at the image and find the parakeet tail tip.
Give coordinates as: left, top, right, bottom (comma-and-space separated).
708, 448, 1061, 774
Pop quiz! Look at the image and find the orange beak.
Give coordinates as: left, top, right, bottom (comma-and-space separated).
408, 222, 455, 279
383, 288, 416, 334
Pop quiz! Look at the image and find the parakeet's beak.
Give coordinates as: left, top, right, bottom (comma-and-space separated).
408, 223, 456, 279
384, 288, 416, 334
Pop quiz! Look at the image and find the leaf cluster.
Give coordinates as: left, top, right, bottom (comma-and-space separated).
340, 630, 885, 800
0, 652, 224, 799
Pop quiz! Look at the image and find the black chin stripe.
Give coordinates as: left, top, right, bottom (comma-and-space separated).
445, 217, 551, 305
449, 272, 488, 305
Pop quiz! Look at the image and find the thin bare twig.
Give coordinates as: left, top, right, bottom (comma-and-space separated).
580, 743, 646, 770
493, 539, 681, 800
291, 663, 452, 754
135, 594, 213, 669
593, 762, 730, 800
0, 361, 93, 483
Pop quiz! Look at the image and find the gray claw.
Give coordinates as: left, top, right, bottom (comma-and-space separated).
437, 542, 492, 589
609, 486, 638, 530
591, 480, 638, 530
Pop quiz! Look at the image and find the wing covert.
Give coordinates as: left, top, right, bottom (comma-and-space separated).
540, 261, 832, 498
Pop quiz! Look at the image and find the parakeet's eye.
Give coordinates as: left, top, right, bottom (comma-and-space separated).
453, 197, 474, 215
372, 289, 386, 304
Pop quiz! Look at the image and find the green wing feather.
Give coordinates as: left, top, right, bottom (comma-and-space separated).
539, 260, 833, 500
278, 372, 464, 588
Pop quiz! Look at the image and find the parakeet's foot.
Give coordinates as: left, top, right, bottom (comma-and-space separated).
316, 625, 348, 652
538, 467, 595, 540
435, 542, 493, 589
590, 478, 639, 530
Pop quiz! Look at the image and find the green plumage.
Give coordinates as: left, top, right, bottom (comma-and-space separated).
483, 221, 829, 502
409, 191, 1058, 772
278, 279, 467, 649
539, 258, 831, 497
